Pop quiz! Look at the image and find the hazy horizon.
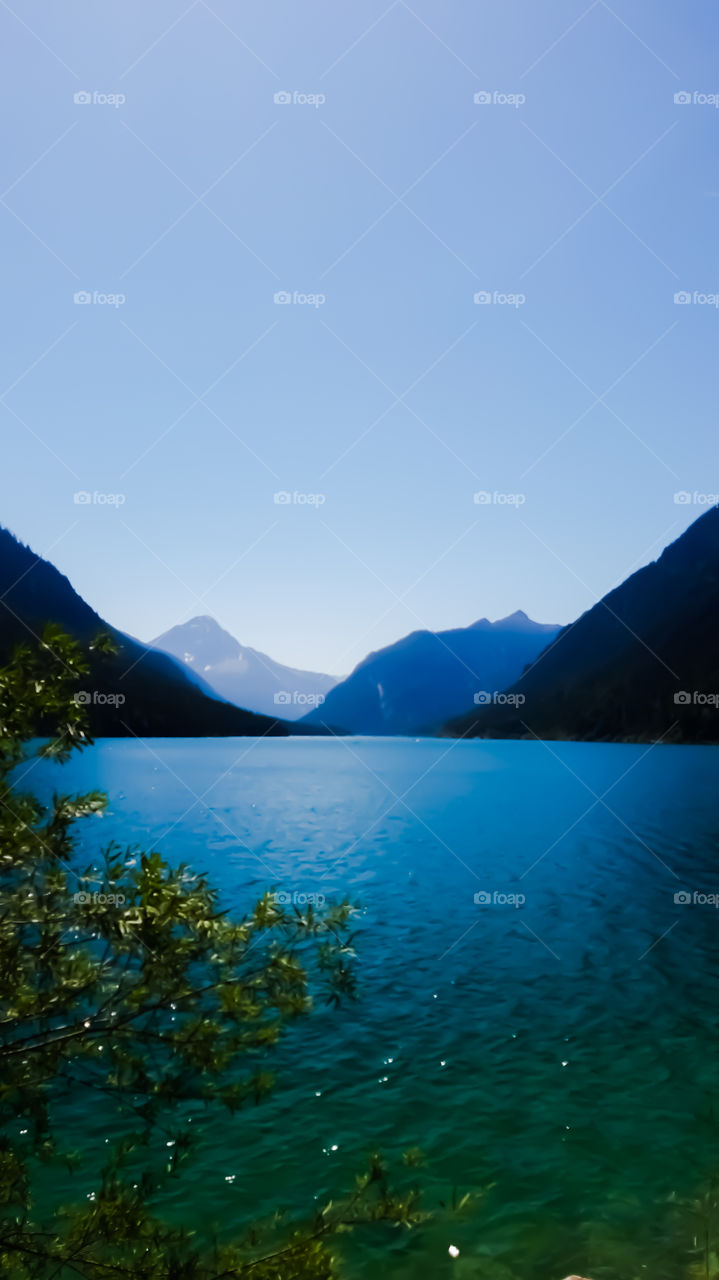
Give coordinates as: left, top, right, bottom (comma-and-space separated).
146, 601, 568, 676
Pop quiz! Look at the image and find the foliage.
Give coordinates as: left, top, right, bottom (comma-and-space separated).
0, 629, 428, 1278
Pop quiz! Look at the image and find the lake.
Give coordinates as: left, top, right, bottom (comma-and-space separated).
27, 736, 719, 1279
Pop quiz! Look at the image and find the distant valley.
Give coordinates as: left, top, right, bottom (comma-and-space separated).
301, 611, 560, 735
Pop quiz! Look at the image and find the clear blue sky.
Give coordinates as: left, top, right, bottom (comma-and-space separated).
0, 0, 716, 674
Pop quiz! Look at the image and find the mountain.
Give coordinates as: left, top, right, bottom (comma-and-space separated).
446, 506, 719, 743
302, 612, 561, 735
0, 528, 296, 738
150, 616, 339, 720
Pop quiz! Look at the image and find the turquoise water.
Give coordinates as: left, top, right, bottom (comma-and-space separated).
26, 737, 719, 1278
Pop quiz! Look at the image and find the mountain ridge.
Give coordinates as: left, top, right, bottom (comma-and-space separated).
0, 528, 299, 738
445, 505, 719, 743
303, 612, 561, 735
150, 615, 339, 720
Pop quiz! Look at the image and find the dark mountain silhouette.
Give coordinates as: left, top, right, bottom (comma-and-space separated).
446, 505, 719, 743
302, 612, 561, 735
0, 527, 296, 737
151, 616, 338, 719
